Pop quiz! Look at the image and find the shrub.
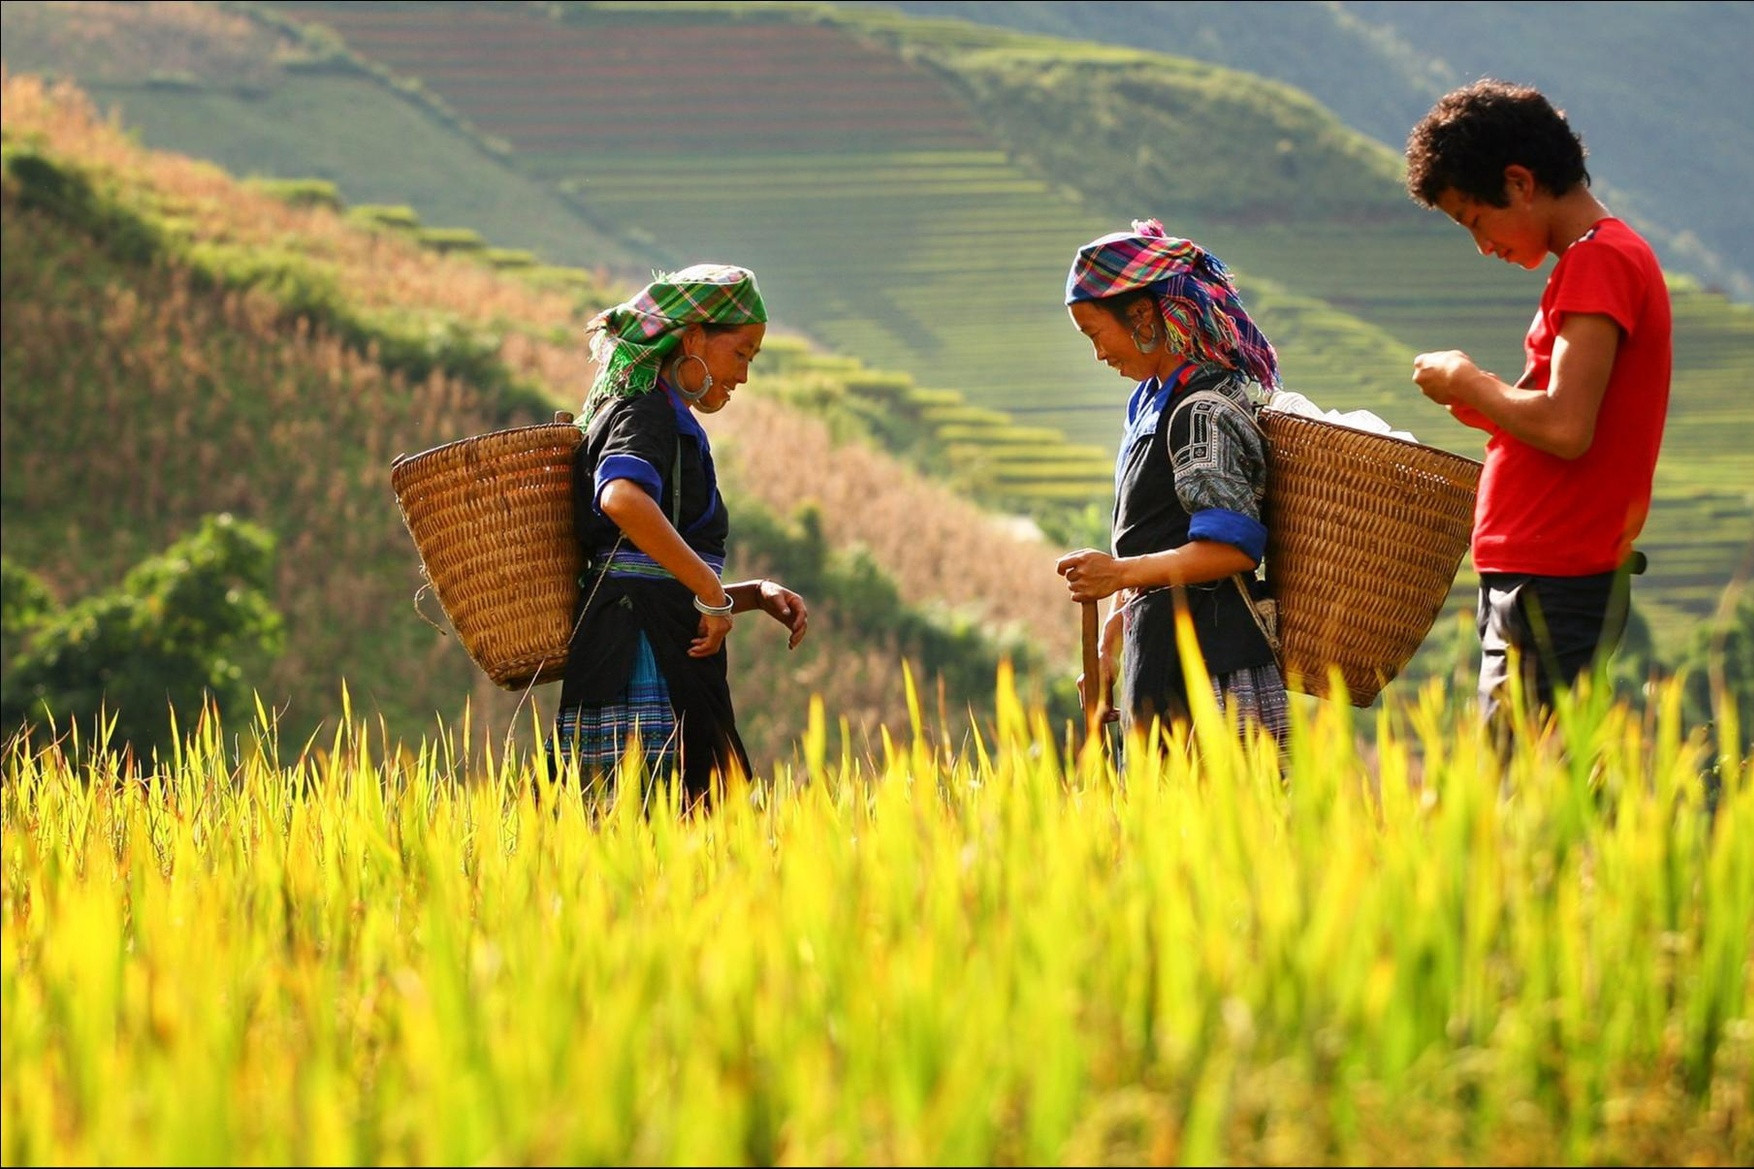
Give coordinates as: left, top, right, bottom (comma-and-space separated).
1, 145, 162, 265
246, 176, 345, 211
416, 225, 487, 254
345, 202, 422, 232
142, 71, 204, 92
5, 514, 285, 758
483, 247, 536, 269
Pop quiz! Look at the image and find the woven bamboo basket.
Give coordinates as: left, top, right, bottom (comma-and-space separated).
390, 414, 583, 690
1260, 408, 1481, 706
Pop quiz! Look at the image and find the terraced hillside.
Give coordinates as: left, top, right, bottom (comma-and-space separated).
0, 0, 648, 272
863, 0, 1754, 305
268, 0, 1752, 656
274, 3, 1498, 437
267, 0, 1119, 509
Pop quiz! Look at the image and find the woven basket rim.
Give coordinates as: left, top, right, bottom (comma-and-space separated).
391, 417, 582, 476
1260, 406, 1483, 474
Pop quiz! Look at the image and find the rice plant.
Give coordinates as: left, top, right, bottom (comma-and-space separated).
4, 659, 1747, 1165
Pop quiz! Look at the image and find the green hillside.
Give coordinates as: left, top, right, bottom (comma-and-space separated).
0, 79, 1073, 767
0, 0, 1118, 519
262, 0, 1125, 511
862, 0, 1754, 305
0, 162, 521, 754
261, 0, 1463, 444
0, 0, 649, 273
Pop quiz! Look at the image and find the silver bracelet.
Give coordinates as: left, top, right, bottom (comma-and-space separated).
693, 592, 735, 617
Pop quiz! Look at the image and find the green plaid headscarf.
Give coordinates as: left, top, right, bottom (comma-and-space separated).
583, 264, 767, 411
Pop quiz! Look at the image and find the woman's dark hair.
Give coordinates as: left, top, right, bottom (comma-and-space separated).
1405, 80, 1590, 208
1094, 287, 1159, 325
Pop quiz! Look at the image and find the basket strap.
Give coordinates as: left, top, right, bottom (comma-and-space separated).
572, 531, 625, 628
1231, 573, 1282, 669
670, 439, 683, 528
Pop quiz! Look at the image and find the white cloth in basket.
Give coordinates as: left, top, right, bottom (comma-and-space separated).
1267, 390, 1418, 444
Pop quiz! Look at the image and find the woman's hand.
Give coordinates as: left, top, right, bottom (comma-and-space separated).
689, 612, 732, 658
720, 578, 809, 649
755, 580, 809, 649
1056, 548, 1129, 602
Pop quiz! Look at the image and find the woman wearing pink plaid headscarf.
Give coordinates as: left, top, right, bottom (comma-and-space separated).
1056, 220, 1287, 748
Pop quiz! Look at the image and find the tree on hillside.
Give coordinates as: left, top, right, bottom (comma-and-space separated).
2, 514, 285, 758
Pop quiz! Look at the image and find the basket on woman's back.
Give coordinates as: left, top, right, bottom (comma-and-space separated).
390, 413, 583, 691
1259, 407, 1480, 706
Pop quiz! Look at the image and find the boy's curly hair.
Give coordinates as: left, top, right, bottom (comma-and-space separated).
1405, 80, 1590, 208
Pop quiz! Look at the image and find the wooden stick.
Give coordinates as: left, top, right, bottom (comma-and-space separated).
1081, 599, 1100, 736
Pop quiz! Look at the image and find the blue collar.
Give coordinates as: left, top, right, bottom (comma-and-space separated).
1117, 361, 1198, 492
658, 380, 711, 445
1122, 360, 1196, 436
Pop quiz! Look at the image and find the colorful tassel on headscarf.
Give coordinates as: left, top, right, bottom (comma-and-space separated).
1065, 219, 1280, 389
583, 263, 768, 412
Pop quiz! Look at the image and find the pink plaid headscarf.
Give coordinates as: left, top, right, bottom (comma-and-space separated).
1066, 219, 1280, 388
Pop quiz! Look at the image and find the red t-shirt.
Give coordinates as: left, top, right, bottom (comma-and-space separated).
1472, 217, 1672, 575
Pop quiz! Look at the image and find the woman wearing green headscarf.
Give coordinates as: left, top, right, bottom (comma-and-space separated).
554, 264, 808, 807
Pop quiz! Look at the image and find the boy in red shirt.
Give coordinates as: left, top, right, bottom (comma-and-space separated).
1404, 80, 1672, 737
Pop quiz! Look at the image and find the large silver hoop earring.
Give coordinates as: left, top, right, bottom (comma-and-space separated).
1131, 321, 1162, 354
674, 352, 714, 401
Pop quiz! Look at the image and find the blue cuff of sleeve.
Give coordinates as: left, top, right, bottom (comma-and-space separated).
1189, 508, 1267, 563
593, 454, 662, 515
